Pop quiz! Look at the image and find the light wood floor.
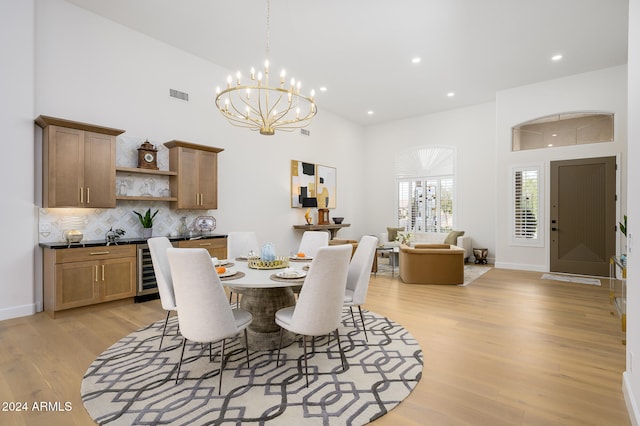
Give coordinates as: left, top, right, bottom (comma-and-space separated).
0, 267, 629, 426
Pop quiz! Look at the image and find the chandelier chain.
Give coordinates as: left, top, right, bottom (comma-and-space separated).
214, 0, 317, 135
265, 0, 270, 61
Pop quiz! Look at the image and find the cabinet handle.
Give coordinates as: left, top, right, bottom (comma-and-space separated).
195, 193, 199, 205
90, 251, 110, 255
200, 193, 204, 205
95, 265, 98, 281
87, 187, 90, 204
101, 264, 105, 281
80, 187, 84, 204
198, 243, 212, 247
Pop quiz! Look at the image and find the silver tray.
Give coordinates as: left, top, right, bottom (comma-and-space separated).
194, 216, 216, 232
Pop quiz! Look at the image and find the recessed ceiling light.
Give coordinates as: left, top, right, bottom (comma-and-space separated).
412, 57, 421, 64
319, 87, 327, 92
547, 144, 554, 147
551, 54, 563, 61
552, 133, 557, 137
447, 92, 455, 97
367, 110, 374, 115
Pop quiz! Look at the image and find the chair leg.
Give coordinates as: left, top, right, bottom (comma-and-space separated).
357, 305, 368, 342
303, 335, 309, 387
209, 342, 213, 361
349, 306, 356, 326
175, 338, 187, 384
334, 329, 346, 371
244, 329, 250, 367
159, 310, 171, 350
218, 338, 226, 395
228, 291, 234, 304
276, 328, 284, 367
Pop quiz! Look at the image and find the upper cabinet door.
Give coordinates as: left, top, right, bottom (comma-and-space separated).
45, 125, 85, 207
83, 131, 116, 208
197, 150, 218, 210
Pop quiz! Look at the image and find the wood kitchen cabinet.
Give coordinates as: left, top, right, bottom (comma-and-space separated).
43, 245, 136, 316
36, 115, 125, 208
178, 237, 228, 259
164, 140, 224, 210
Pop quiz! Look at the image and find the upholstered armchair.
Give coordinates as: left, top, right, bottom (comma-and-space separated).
398, 243, 465, 285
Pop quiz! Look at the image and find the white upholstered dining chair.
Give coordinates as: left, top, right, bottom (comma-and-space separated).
343, 235, 379, 341
226, 231, 260, 305
167, 248, 253, 394
147, 236, 177, 350
275, 244, 352, 387
297, 231, 329, 258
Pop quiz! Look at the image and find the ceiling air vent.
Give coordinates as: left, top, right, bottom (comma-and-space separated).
169, 89, 189, 102
300, 129, 310, 136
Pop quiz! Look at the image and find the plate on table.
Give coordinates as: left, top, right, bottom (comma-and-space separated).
212, 258, 231, 266
289, 255, 313, 261
275, 269, 306, 279
216, 268, 237, 278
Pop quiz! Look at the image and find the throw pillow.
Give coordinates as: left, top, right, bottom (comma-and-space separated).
444, 230, 465, 245
387, 227, 404, 242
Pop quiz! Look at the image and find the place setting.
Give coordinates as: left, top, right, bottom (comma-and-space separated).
269, 267, 306, 283
212, 257, 244, 280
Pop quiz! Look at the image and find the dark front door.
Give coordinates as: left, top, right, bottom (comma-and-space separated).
550, 157, 616, 277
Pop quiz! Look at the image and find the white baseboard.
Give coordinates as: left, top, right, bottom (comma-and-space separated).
0, 303, 37, 321
494, 261, 547, 272
623, 371, 639, 426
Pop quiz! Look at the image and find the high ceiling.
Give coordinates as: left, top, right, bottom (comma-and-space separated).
64, 0, 629, 126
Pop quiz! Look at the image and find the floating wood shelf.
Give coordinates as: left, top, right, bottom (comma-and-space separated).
116, 166, 177, 176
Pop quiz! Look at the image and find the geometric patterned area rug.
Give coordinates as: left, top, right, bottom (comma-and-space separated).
541, 273, 602, 286
459, 265, 492, 286
81, 310, 423, 425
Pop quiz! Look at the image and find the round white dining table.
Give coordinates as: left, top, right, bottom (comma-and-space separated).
216, 257, 311, 351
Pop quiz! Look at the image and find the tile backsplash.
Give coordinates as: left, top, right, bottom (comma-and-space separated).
38, 135, 217, 244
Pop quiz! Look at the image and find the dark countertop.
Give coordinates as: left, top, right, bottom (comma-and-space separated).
39, 233, 227, 249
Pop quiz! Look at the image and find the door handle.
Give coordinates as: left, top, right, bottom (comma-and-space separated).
551, 227, 558, 231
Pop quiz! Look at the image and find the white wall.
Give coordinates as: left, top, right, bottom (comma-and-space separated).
34, 0, 365, 252
362, 102, 497, 260
624, 0, 640, 423
0, 0, 37, 320
495, 66, 628, 272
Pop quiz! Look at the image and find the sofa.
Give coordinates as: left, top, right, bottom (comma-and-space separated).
398, 243, 465, 285
379, 229, 472, 262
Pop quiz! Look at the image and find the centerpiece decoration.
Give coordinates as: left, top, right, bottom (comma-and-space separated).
396, 231, 412, 245
248, 242, 289, 269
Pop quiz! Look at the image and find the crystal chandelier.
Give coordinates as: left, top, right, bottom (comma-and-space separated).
215, 0, 317, 135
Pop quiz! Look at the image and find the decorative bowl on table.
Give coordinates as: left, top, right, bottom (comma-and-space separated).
248, 256, 290, 269
333, 217, 344, 224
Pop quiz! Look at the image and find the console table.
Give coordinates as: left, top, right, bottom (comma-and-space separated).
293, 224, 350, 239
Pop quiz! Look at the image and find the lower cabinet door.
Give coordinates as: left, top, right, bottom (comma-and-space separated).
101, 257, 136, 301
56, 260, 99, 310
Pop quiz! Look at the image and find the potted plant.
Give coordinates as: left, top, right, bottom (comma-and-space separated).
134, 208, 158, 238
619, 214, 627, 238
619, 214, 628, 265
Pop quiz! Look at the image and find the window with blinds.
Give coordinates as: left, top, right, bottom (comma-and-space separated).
513, 166, 541, 243
395, 146, 456, 234
397, 177, 454, 233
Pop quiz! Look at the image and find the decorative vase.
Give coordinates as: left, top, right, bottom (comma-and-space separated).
261, 243, 276, 261
142, 228, 153, 239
